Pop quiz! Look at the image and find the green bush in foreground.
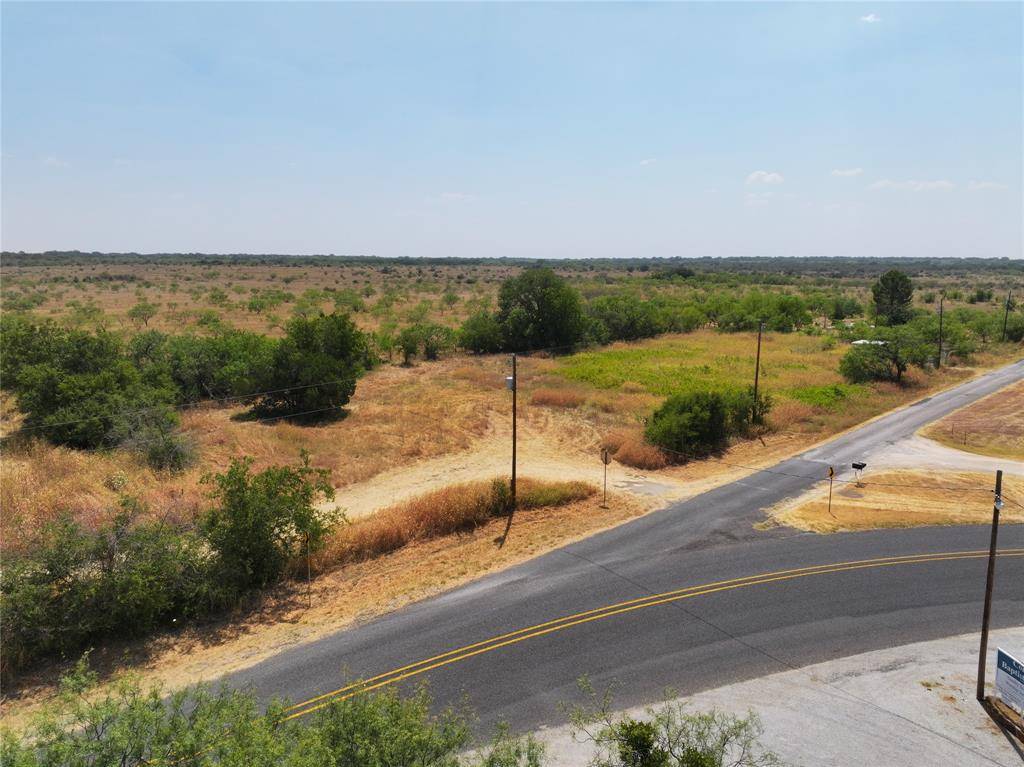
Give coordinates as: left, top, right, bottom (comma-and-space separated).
1, 454, 339, 682
2, 663, 785, 767
200, 453, 338, 591
0, 659, 543, 767
568, 680, 784, 767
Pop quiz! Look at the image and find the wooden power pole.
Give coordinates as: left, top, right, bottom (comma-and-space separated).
1001, 291, 1012, 342
511, 353, 517, 509
753, 320, 764, 422
976, 469, 1003, 702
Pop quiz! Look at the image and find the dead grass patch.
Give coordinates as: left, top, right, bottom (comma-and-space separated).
612, 435, 669, 470
920, 381, 1024, 461
530, 387, 585, 409
318, 476, 595, 569
769, 470, 1024, 533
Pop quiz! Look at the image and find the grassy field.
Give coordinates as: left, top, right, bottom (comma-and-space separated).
3, 328, 1020, 555
920, 380, 1024, 461
546, 330, 1020, 437
4, 257, 1022, 339
770, 470, 1024, 533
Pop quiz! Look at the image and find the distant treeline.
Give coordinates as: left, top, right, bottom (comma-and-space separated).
4, 251, 1024, 277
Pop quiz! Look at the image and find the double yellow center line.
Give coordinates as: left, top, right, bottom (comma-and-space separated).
283, 548, 1024, 720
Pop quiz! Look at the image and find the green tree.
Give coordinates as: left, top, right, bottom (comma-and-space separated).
586, 295, 663, 343
200, 454, 337, 590
497, 268, 584, 352
839, 327, 930, 384
126, 299, 159, 327
871, 270, 914, 325
397, 325, 422, 365
253, 312, 369, 417
459, 311, 504, 354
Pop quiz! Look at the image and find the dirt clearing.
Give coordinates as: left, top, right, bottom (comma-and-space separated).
920, 380, 1024, 461
768, 470, 1024, 533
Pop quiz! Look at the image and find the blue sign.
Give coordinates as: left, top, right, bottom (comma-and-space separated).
995, 648, 1024, 717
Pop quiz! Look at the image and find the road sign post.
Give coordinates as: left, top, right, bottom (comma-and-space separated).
827, 466, 835, 519
601, 448, 611, 507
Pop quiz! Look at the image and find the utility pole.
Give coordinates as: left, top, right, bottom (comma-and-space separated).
510, 353, 517, 510
976, 469, 1003, 702
753, 320, 764, 423
306, 532, 312, 609
936, 295, 944, 369
1001, 291, 1012, 343
499, 353, 518, 547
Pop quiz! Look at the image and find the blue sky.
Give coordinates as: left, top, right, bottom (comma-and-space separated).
2, 2, 1021, 258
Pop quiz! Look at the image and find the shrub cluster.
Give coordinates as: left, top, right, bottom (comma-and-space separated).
0, 311, 373, 464
643, 388, 772, 461
1, 661, 784, 767
0, 455, 335, 682
1, 662, 543, 767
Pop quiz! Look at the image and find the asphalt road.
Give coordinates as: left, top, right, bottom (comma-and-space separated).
228, 359, 1024, 733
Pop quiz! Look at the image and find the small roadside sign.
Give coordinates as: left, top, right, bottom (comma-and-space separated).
827, 466, 834, 478
995, 648, 1024, 719
601, 448, 611, 465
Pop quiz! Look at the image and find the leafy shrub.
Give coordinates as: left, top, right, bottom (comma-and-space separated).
587, 294, 663, 343
459, 311, 505, 354
644, 391, 729, 459
1, 661, 543, 767
0, 500, 215, 682
130, 329, 276, 403
12, 336, 180, 454
419, 323, 456, 360
201, 454, 338, 591
569, 682, 783, 767
253, 312, 369, 417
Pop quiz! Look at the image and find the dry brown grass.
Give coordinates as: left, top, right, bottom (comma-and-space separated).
920, 381, 1024, 461
0, 357, 504, 552
770, 470, 1024, 533
318, 477, 594, 568
602, 428, 669, 470
530, 387, 585, 408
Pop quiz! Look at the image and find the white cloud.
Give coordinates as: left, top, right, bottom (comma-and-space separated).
42, 155, 69, 168
967, 180, 1007, 192
831, 168, 863, 177
868, 179, 954, 192
638, 158, 656, 166
746, 170, 784, 185
860, 13, 881, 23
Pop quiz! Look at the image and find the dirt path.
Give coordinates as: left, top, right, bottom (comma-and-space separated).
872, 434, 1024, 477
322, 413, 695, 520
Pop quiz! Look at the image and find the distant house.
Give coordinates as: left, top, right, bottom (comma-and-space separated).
851, 339, 887, 346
